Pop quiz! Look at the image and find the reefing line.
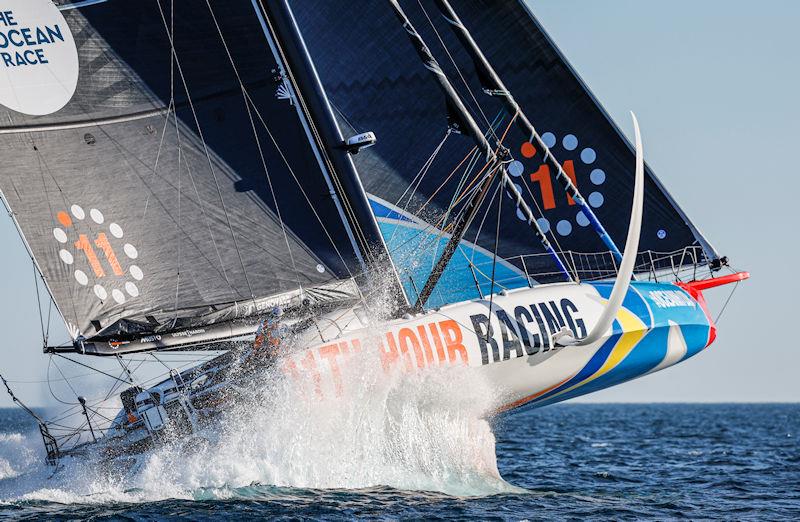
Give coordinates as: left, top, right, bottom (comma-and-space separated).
557, 112, 645, 347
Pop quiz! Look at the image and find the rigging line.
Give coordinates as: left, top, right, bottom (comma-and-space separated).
458, 249, 515, 291
395, 129, 451, 210
116, 354, 138, 387
136, 98, 176, 245
33, 262, 46, 345
169, 122, 240, 298
3, 371, 98, 384
149, 352, 174, 373
173, 96, 183, 321
53, 353, 137, 386
99, 366, 133, 403
444, 145, 484, 216
30, 143, 82, 334
413, 114, 501, 222
426, 164, 497, 279
519, 169, 576, 280
45, 296, 52, 347
447, 116, 515, 210
48, 356, 80, 406
369, 145, 485, 266
241, 92, 303, 293
84, 404, 115, 425
201, 0, 303, 294
154, 0, 257, 303
438, 183, 500, 291
416, 0, 496, 138
293, 91, 372, 263
714, 280, 740, 325
242, 91, 358, 280
171, 0, 182, 310
449, 160, 496, 209
488, 183, 503, 315
469, 182, 503, 265
388, 130, 452, 245
0, 373, 49, 426
415, 145, 479, 216
104, 355, 146, 402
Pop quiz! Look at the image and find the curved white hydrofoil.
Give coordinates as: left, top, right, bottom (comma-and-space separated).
557, 111, 645, 346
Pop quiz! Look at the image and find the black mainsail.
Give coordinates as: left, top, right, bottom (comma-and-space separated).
294, 0, 723, 298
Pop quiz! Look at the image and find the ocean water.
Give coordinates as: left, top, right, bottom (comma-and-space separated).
0, 403, 797, 520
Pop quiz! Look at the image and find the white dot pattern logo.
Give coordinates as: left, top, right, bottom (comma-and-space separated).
109, 223, 123, 238
508, 160, 524, 177
589, 192, 604, 208
71, 205, 85, 220
130, 265, 144, 281
59, 249, 74, 265
562, 134, 578, 151
54, 204, 144, 306
74, 270, 88, 286
590, 168, 606, 185
520, 131, 608, 236
90, 208, 104, 224
53, 228, 67, 243
537, 218, 550, 234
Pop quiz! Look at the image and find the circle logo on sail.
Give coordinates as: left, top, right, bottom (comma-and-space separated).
0, 0, 79, 115
515, 132, 605, 237
53, 204, 144, 306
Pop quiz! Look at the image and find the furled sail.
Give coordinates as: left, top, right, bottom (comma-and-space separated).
0, 0, 364, 353
294, 0, 723, 307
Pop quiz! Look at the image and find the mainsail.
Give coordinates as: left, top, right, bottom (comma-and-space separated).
294, 0, 723, 306
0, 0, 372, 353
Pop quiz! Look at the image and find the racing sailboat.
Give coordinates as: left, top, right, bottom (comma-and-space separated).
0, 0, 747, 467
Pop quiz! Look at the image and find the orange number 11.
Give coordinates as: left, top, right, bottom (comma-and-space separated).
75, 233, 124, 278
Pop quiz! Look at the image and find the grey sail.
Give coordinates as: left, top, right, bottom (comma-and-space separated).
0, 0, 364, 353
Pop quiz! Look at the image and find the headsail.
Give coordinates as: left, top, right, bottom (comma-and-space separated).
0, 0, 366, 352
294, 0, 723, 306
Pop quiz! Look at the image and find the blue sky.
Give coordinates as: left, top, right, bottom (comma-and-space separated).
0, 0, 797, 407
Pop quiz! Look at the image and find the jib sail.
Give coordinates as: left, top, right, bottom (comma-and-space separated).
294, 0, 723, 306
0, 0, 366, 353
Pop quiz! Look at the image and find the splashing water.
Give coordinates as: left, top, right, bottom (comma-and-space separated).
0, 288, 520, 504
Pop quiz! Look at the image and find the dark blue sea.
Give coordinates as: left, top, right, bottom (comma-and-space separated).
0, 404, 797, 520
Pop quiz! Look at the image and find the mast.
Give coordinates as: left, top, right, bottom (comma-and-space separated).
386, 0, 572, 312
432, 0, 623, 262
252, 0, 409, 309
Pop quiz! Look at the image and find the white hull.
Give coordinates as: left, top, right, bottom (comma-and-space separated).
281, 280, 714, 414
